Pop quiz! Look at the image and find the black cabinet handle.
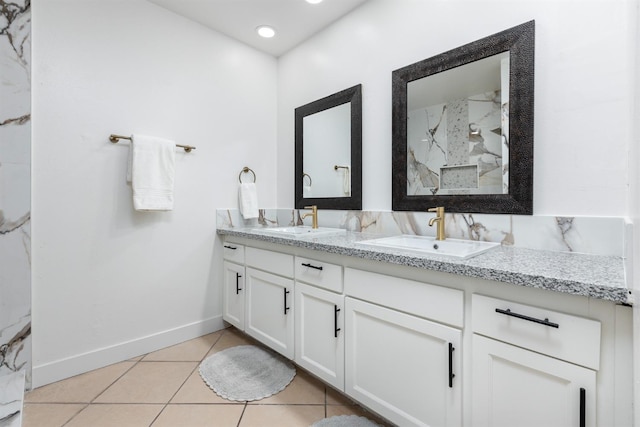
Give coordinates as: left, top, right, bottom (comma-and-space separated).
448, 343, 455, 388
301, 262, 323, 271
284, 289, 290, 315
223, 245, 237, 250
495, 308, 559, 329
580, 388, 586, 427
334, 305, 341, 338
235, 272, 242, 295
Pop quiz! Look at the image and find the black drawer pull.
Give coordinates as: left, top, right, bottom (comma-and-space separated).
235, 272, 242, 295
301, 262, 323, 271
334, 305, 341, 338
223, 245, 237, 250
495, 308, 559, 328
580, 388, 586, 427
448, 343, 455, 388
284, 289, 290, 315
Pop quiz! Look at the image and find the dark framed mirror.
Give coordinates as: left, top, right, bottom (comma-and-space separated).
295, 84, 362, 210
392, 21, 534, 214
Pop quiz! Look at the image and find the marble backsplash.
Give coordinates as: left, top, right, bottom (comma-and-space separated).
217, 208, 626, 258
0, 0, 32, 390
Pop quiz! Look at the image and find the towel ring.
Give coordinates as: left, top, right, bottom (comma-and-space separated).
239, 167, 256, 184
303, 173, 312, 186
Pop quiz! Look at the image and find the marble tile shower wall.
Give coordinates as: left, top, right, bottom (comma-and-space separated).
0, 0, 32, 396
217, 209, 626, 257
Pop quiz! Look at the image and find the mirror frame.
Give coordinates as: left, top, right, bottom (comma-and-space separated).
391, 21, 534, 214
295, 84, 362, 210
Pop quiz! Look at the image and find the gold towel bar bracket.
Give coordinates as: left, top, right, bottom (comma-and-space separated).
239, 166, 256, 184
109, 134, 196, 153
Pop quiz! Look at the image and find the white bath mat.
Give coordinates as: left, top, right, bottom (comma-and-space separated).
199, 345, 295, 402
311, 415, 382, 427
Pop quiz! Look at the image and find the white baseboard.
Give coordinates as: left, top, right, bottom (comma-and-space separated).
32, 315, 225, 388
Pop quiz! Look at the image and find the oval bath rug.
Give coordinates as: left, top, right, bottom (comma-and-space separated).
199, 344, 296, 401
311, 415, 382, 427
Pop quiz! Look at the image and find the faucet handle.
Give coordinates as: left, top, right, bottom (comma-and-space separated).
304, 205, 317, 211
428, 206, 444, 214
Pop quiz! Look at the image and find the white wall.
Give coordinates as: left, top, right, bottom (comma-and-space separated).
277, 0, 634, 216
630, 0, 640, 424
31, 0, 277, 386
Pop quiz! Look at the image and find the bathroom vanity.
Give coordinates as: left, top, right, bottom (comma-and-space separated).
218, 227, 632, 427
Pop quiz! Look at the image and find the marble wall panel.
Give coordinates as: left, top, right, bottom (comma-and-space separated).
0, 371, 25, 427
217, 209, 625, 257
0, 0, 32, 389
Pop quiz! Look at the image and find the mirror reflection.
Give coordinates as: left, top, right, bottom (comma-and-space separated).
295, 84, 362, 210
303, 102, 351, 198
407, 52, 509, 196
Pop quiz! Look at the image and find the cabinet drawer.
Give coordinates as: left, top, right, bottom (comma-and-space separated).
295, 256, 343, 293
246, 247, 294, 278
472, 294, 601, 370
345, 268, 464, 328
222, 242, 245, 263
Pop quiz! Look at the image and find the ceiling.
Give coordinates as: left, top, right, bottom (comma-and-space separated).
146, 0, 370, 57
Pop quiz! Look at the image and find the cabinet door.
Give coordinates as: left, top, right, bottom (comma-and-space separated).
223, 261, 245, 330
245, 267, 295, 359
345, 297, 462, 427
472, 334, 596, 427
295, 283, 344, 390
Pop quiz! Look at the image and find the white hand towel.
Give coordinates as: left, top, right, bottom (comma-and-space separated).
131, 134, 176, 211
126, 139, 133, 183
239, 183, 259, 219
342, 167, 350, 195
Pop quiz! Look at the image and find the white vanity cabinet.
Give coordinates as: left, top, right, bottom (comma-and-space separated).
471, 294, 600, 427
222, 243, 245, 330
344, 268, 464, 427
219, 236, 632, 427
294, 257, 344, 390
245, 247, 295, 359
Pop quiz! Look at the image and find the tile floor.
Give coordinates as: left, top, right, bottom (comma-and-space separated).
23, 327, 392, 427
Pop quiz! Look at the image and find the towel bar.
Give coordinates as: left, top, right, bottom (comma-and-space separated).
109, 134, 196, 153
239, 167, 256, 183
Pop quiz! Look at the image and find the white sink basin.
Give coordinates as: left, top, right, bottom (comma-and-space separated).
255, 226, 346, 238
356, 235, 499, 259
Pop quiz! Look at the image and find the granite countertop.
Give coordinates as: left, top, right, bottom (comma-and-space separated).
217, 227, 632, 305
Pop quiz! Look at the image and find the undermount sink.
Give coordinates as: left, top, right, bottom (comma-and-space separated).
255, 226, 346, 238
356, 235, 499, 259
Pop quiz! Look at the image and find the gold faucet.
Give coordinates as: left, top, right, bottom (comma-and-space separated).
302, 205, 319, 229
428, 207, 446, 240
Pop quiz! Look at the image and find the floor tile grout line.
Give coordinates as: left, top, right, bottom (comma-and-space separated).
90, 355, 143, 405
236, 402, 248, 427
324, 385, 328, 418
59, 403, 89, 427
53, 356, 143, 426
148, 329, 228, 426
148, 403, 166, 426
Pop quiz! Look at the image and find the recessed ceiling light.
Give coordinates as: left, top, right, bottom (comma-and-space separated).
306, 0, 323, 4
256, 25, 276, 38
